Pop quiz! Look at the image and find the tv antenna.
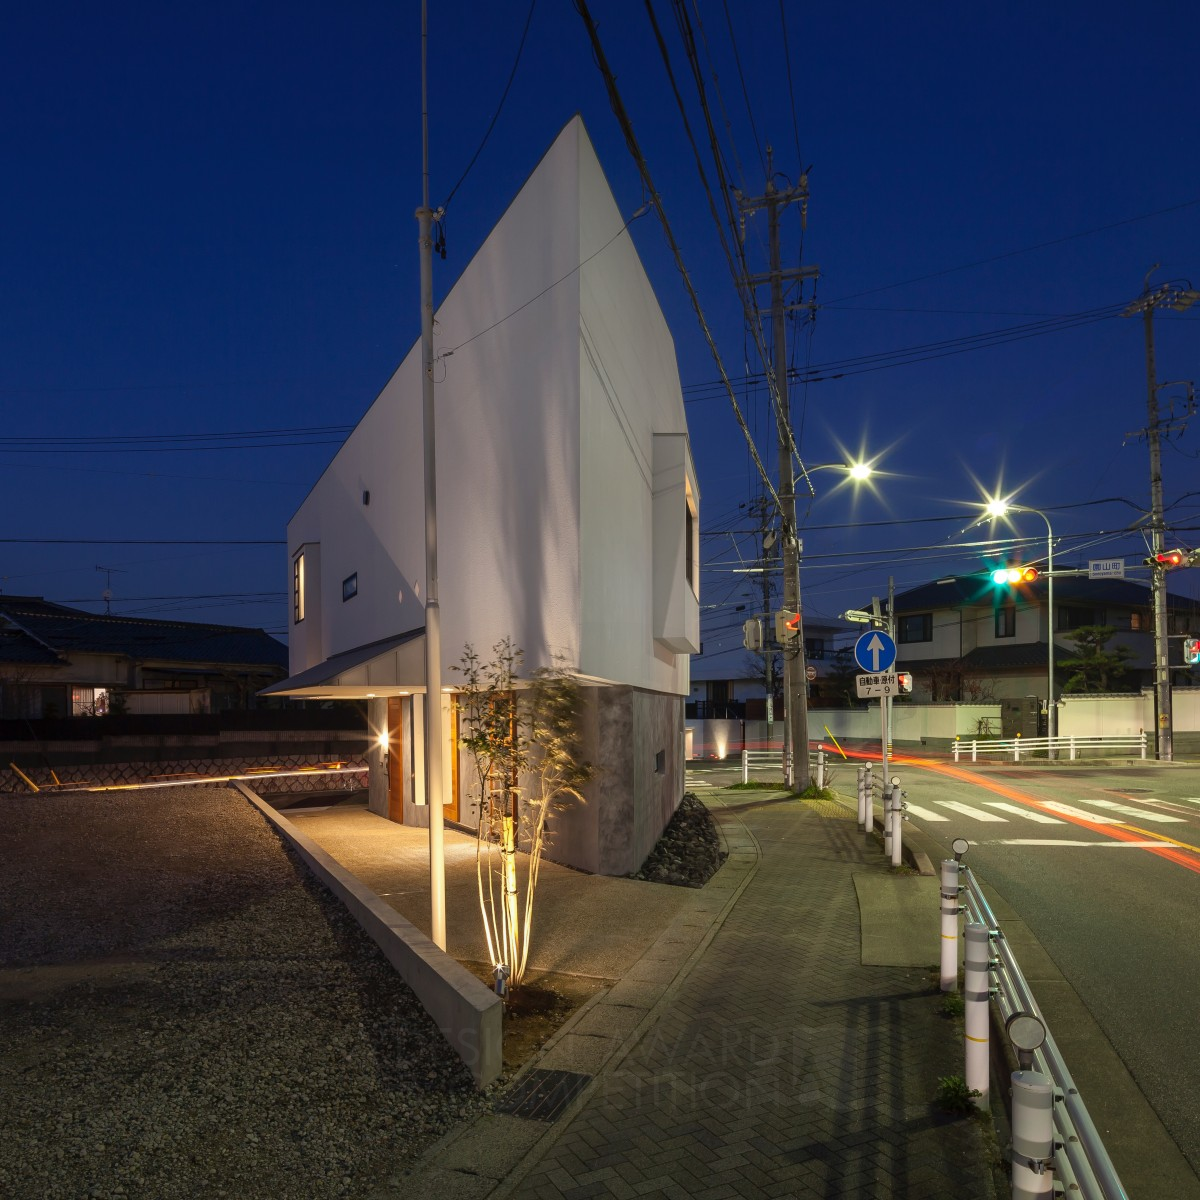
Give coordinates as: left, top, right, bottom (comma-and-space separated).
95, 565, 127, 614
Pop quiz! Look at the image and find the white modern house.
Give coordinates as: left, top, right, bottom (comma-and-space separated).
265, 116, 699, 875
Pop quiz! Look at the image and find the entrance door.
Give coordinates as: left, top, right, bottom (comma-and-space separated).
444, 694, 460, 824
386, 696, 404, 823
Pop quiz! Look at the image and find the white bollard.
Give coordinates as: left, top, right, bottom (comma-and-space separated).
889, 779, 904, 867
856, 765, 867, 829
816, 749, 825, 789
1011, 1071, 1055, 1198
963, 922, 990, 1106
883, 786, 893, 858
741, 749, 749, 785
940, 859, 960, 992
864, 763, 874, 831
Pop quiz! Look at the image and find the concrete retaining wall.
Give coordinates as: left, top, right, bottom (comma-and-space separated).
235, 783, 502, 1086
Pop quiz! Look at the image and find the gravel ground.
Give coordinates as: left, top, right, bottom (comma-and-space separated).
629, 793, 725, 887
0, 785, 492, 1200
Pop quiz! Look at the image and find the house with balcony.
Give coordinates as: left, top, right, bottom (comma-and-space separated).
263, 116, 699, 876
887, 573, 1199, 712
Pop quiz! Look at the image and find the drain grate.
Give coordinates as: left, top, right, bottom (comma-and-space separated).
495, 1068, 592, 1122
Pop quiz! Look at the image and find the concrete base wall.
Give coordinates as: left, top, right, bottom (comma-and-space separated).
236, 783, 502, 1086
547, 685, 683, 877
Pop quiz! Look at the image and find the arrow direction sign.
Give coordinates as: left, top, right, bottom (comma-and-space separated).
854, 630, 897, 674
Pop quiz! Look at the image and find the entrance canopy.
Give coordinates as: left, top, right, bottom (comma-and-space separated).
260, 628, 426, 699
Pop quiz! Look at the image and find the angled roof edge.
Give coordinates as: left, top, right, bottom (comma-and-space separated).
287, 113, 603, 523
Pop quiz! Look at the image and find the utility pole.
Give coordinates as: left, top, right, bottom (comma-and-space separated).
737, 153, 818, 787
752, 496, 777, 728
1123, 270, 1199, 763
417, 0, 447, 948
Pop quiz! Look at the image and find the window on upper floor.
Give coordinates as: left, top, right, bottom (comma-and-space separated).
293, 553, 305, 623
805, 638, 825, 660
897, 613, 932, 643
342, 572, 358, 602
685, 483, 698, 596
1059, 606, 1102, 631
995, 605, 1016, 639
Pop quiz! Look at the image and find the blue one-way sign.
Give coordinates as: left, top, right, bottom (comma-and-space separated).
854, 630, 897, 674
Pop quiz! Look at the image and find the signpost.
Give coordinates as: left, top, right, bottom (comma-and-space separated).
1088, 559, 1125, 580
854, 630, 897, 674
856, 672, 899, 698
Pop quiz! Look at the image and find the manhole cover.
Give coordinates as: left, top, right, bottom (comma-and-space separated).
496, 1068, 592, 1122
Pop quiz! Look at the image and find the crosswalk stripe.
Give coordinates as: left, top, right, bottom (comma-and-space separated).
936, 800, 1007, 822
901, 803, 950, 822
982, 801, 1064, 824
1077, 798, 1184, 824
1041, 801, 1120, 824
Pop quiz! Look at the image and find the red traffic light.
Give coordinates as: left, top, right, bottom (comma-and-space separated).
991, 566, 1039, 585
896, 671, 913, 694
1156, 549, 1184, 568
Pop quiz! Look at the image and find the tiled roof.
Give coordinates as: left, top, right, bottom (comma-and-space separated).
0, 596, 287, 670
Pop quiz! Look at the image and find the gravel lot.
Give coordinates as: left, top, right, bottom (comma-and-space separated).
0, 785, 493, 1200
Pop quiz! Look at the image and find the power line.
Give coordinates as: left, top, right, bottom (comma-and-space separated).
574, 0, 781, 511
823, 195, 1200, 305
439, 0, 537, 214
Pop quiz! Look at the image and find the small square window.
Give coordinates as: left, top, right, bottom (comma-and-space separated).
342, 572, 358, 602
897, 614, 932, 643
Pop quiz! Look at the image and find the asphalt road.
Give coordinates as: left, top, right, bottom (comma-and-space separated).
880, 755, 1200, 1184
686, 754, 1200, 1189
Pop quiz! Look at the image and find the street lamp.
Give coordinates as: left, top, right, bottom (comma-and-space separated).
983, 500, 1056, 740
775, 459, 875, 787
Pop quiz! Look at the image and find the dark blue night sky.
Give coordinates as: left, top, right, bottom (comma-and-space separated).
3, 2, 1197, 649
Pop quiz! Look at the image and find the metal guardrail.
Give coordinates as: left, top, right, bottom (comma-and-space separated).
957, 864, 1129, 1200
953, 733, 1147, 763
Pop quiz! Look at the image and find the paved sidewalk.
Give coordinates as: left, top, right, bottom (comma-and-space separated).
376, 789, 993, 1199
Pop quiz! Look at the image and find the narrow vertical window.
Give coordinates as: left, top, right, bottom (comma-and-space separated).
293, 553, 305, 623
342, 572, 358, 602
685, 497, 695, 591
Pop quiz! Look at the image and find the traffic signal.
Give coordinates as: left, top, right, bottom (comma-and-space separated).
1145, 549, 1185, 568
1184, 636, 1200, 666
991, 566, 1039, 585
742, 617, 763, 652
774, 609, 801, 640
896, 671, 913, 694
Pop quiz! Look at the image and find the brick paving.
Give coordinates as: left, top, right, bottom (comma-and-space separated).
504, 796, 991, 1199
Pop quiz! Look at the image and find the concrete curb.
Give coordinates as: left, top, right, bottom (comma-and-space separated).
234, 782, 503, 1087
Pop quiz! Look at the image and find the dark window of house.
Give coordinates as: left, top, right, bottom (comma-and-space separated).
805, 638, 825, 660
342, 572, 358, 602
293, 553, 305, 623
897, 613, 932, 643
654, 750, 666, 774
685, 500, 695, 590
995, 605, 1016, 639
1060, 606, 1101, 631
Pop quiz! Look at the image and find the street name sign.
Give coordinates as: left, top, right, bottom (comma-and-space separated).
854, 630, 897, 673
1088, 559, 1125, 580
856, 672, 899, 698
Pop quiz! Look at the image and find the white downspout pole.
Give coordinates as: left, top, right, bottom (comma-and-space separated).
418, 0, 446, 950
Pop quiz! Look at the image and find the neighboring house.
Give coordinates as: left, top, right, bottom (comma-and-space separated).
263, 117, 699, 876
885, 574, 1199, 707
687, 616, 857, 718
0, 595, 288, 717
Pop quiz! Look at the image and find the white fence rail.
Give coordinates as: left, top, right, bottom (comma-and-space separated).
949, 862, 1129, 1200
953, 733, 1147, 763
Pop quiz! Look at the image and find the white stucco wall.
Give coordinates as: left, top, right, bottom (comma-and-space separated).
287, 121, 588, 678
577, 135, 694, 697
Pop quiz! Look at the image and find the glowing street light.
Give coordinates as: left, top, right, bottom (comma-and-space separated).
982, 499, 1056, 739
